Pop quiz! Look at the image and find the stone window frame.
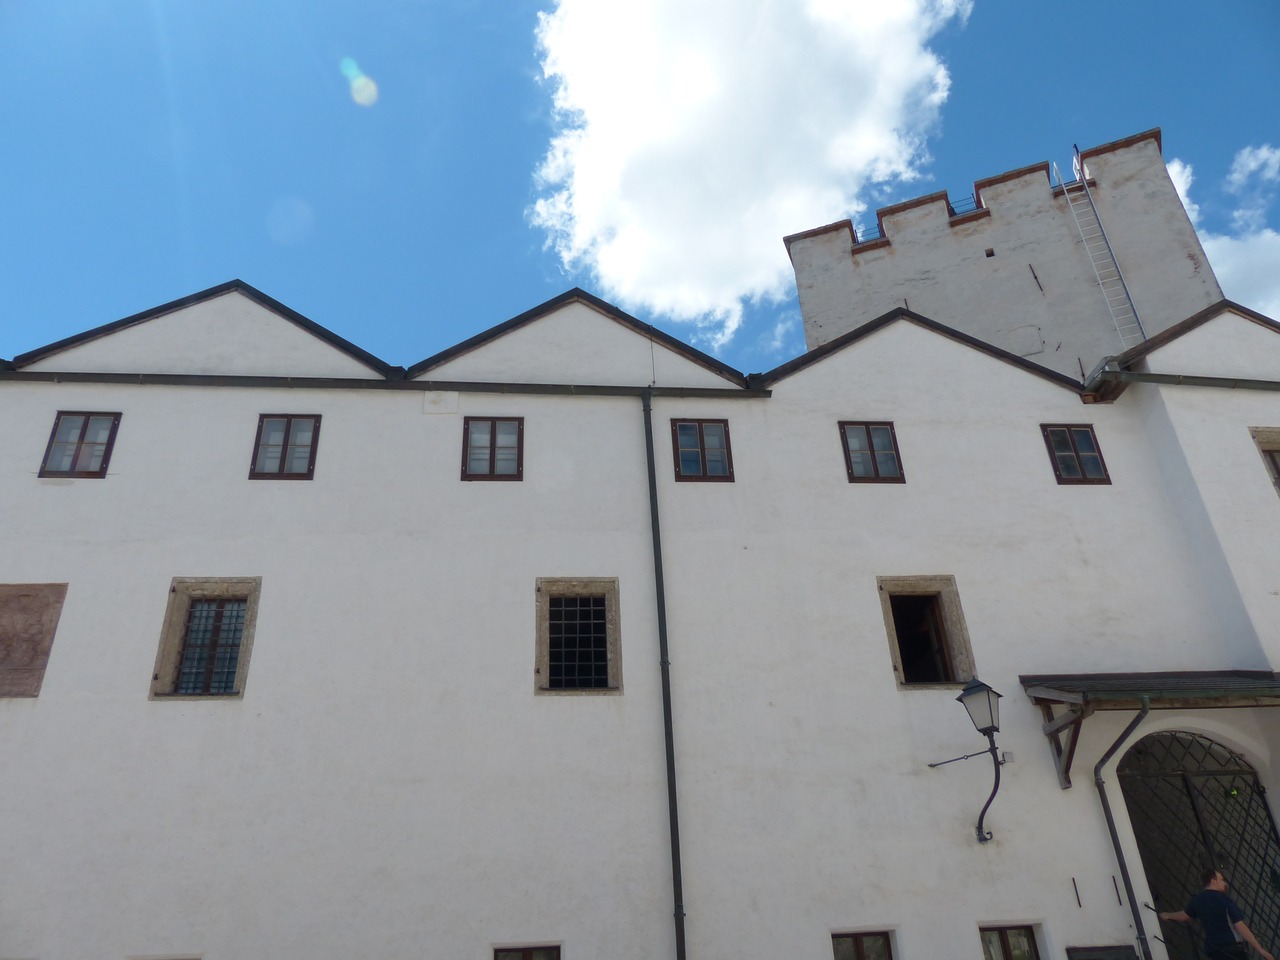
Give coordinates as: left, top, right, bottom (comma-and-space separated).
876, 575, 975, 688
1250, 427, 1280, 496
534, 577, 622, 695
39, 411, 122, 478
248, 414, 322, 480
839, 421, 905, 483
461, 416, 525, 481
832, 931, 895, 960
670, 418, 735, 482
1040, 423, 1111, 485
149, 577, 262, 700
0, 582, 68, 697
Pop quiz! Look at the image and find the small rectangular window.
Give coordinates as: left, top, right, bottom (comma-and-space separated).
878, 575, 975, 687
833, 931, 894, 960
39, 411, 121, 478
1041, 424, 1109, 484
535, 578, 621, 694
840, 421, 904, 482
150, 578, 262, 699
249, 415, 321, 479
671, 419, 734, 481
495, 949, 560, 960
461, 417, 524, 480
981, 925, 1041, 960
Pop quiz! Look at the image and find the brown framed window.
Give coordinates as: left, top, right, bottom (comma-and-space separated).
981, 925, 1041, 960
877, 575, 975, 687
832, 932, 893, 960
495, 949, 560, 960
150, 577, 262, 700
39, 412, 121, 478
535, 578, 622, 695
671, 419, 733, 481
249, 415, 321, 479
840, 421, 904, 482
0, 583, 68, 697
1041, 424, 1109, 484
461, 417, 524, 480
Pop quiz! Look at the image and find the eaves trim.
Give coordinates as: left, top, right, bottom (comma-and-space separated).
11, 280, 401, 379
404, 287, 748, 387
759, 307, 1085, 393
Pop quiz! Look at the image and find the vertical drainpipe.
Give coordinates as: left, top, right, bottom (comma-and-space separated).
1094, 696, 1152, 960
641, 389, 688, 960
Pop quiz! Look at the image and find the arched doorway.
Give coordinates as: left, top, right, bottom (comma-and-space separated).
1119, 731, 1280, 960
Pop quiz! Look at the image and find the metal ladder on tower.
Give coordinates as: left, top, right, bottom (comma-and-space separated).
1054, 148, 1146, 348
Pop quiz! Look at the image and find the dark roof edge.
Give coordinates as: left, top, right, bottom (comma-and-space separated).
12, 280, 401, 378
405, 287, 748, 387
1114, 299, 1280, 367
759, 307, 1084, 392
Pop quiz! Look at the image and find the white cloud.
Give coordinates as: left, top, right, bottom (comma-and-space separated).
1226, 144, 1280, 192
1179, 148, 1280, 320
1166, 158, 1199, 224
1203, 229, 1280, 319
531, 0, 972, 347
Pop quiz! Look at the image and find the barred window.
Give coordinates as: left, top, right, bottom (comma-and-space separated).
535, 578, 621, 695
176, 598, 248, 695
151, 578, 262, 700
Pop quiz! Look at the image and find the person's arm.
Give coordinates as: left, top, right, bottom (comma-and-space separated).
1158, 910, 1190, 922
1233, 919, 1274, 960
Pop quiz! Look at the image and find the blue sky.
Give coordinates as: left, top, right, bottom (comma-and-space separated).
2, 0, 1277, 375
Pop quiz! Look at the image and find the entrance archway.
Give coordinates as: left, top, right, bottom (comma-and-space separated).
1119, 731, 1280, 960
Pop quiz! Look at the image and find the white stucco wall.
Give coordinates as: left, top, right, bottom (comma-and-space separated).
3, 295, 1280, 960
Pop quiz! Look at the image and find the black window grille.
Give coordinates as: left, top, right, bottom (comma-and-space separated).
548, 594, 609, 689
176, 598, 247, 694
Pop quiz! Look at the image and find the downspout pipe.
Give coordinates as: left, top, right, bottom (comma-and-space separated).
641, 389, 688, 960
1094, 695, 1152, 960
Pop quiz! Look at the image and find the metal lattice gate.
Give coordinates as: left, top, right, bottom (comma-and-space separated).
1118, 731, 1280, 960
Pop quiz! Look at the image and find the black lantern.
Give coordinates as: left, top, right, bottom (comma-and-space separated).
928, 677, 1005, 843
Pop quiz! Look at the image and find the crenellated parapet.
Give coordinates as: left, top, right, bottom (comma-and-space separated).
785, 128, 1221, 381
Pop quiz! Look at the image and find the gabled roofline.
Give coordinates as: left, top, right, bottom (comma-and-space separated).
11, 280, 402, 378
759, 306, 1085, 392
1113, 299, 1280, 367
405, 287, 749, 387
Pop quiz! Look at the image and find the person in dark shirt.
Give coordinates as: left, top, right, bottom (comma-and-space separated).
1159, 867, 1275, 960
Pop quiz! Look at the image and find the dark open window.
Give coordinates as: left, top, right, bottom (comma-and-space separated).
175, 598, 247, 695
833, 932, 893, 960
889, 594, 953, 683
840, 421, 904, 482
1041, 424, 1109, 484
495, 949, 560, 960
39, 411, 121, 478
461, 417, 523, 480
250, 415, 321, 479
981, 925, 1041, 960
671, 419, 733, 481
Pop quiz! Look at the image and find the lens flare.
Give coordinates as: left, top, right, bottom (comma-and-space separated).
339, 57, 378, 107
